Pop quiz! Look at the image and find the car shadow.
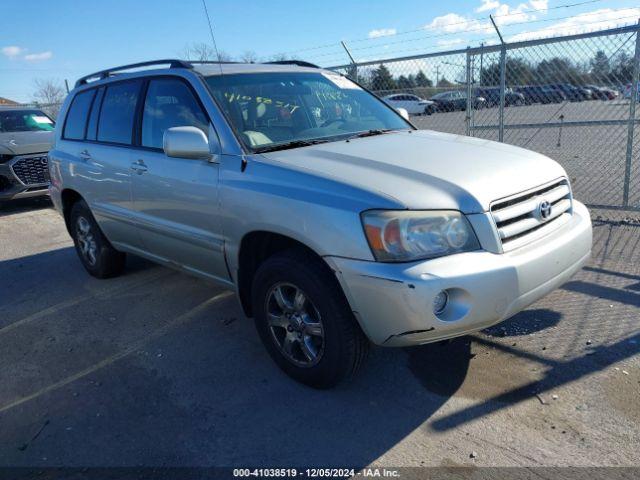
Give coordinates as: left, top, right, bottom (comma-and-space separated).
0, 247, 469, 468
483, 308, 562, 337
0, 246, 637, 467
0, 196, 53, 217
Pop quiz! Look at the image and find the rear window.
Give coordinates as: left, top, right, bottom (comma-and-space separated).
0, 109, 55, 133
97, 80, 141, 144
64, 90, 95, 140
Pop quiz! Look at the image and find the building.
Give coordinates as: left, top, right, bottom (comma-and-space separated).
0, 97, 19, 106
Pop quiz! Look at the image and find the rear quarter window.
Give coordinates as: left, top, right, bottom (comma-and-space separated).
63, 90, 95, 140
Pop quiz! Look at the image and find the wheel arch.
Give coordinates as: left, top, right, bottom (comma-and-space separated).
235, 230, 337, 318
60, 188, 84, 235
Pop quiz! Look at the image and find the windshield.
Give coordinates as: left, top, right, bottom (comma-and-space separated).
0, 109, 55, 133
205, 71, 410, 152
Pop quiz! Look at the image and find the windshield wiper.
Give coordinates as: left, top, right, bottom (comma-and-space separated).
346, 129, 394, 140
254, 138, 331, 153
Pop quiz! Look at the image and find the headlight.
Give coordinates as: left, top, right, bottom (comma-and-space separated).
361, 210, 480, 262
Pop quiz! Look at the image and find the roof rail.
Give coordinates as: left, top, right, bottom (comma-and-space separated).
267, 60, 320, 68
186, 60, 240, 65
74, 59, 193, 88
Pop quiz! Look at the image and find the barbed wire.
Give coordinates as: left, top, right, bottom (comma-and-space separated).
280, 0, 607, 56
310, 12, 640, 67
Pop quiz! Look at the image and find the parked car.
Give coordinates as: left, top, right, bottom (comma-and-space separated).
475, 87, 525, 107
430, 90, 486, 111
515, 85, 567, 104
0, 107, 54, 201
49, 60, 592, 388
548, 83, 590, 102
584, 85, 617, 101
382, 93, 437, 115
623, 83, 640, 100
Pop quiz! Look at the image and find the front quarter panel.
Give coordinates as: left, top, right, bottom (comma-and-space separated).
221, 154, 403, 278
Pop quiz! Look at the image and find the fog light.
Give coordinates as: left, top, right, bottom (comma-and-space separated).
433, 290, 449, 315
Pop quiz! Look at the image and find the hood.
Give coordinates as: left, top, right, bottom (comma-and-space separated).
260, 130, 566, 213
0, 131, 54, 156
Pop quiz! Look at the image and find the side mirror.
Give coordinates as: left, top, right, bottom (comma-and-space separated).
163, 126, 211, 160
396, 107, 409, 120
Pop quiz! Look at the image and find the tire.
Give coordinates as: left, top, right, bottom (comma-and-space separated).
69, 200, 126, 278
252, 249, 369, 388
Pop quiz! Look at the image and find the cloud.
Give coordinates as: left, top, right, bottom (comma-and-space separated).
477, 0, 500, 13
426, 13, 489, 34
509, 7, 640, 41
368, 28, 397, 38
2, 46, 25, 59
24, 51, 53, 62
528, 0, 548, 12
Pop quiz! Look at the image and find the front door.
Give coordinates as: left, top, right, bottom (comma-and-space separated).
130, 77, 229, 282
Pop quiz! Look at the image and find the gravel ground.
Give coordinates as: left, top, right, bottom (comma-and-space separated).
0, 197, 638, 469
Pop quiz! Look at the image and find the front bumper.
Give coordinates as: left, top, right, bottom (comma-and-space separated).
327, 201, 592, 346
0, 156, 49, 201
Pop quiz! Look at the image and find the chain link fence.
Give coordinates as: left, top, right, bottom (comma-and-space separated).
331, 23, 640, 213
11, 102, 63, 120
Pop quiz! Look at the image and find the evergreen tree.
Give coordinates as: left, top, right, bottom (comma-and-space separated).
415, 70, 433, 87
371, 64, 396, 91
589, 50, 610, 83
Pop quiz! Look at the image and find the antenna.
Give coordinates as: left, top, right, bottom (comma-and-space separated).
201, 0, 224, 75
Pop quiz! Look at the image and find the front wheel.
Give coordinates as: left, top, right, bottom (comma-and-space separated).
69, 200, 126, 278
252, 249, 369, 388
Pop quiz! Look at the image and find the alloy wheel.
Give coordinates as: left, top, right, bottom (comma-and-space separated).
265, 282, 325, 367
76, 216, 98, 266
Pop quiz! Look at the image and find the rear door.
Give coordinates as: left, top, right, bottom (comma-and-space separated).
130, 76, 228, 282
87, 79, 145, 248
56, 82, 143, 249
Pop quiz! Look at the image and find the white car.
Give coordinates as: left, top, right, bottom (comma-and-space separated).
382, 93, 437, 115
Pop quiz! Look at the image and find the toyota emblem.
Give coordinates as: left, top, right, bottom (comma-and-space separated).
538, 200, 552, 221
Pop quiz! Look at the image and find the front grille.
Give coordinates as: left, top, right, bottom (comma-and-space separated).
11, 155, 50, 186
491, 179, 572, 252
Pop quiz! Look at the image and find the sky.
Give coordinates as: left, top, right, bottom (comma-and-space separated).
1, 0, 639, 102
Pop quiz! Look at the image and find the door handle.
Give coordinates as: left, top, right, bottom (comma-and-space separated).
130, 159, 148, 174
79, 149, 91, 161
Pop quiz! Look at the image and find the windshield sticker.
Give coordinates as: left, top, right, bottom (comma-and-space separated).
32, 116, 53, 124
322, 73, 360, 90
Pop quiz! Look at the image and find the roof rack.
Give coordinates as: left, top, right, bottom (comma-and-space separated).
186, 60, 240, 65
267, 60, 320, 68
74, 59, 193, 88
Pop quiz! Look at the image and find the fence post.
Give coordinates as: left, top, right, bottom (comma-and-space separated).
341, 41, 357, 81
466, 47, 472, 136
623, 20, 640, 207
498, 46, 506, 143
490, 15, 507, 143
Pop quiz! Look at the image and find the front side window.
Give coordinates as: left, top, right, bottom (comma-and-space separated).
97, 80, 141, 144
64, 90, 95, 139
1, 109, 55, 134
205, 71, 409, 152
142, 78, 208, 149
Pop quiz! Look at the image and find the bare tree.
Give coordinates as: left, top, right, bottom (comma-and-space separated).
32, 78, 66, 118
269, 53, 290, 62
241, 51, 259, 63
181, 42, 233, 62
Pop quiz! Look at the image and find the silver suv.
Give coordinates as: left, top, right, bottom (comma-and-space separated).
49, 60, 592, 387
0, 107, 54, 201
